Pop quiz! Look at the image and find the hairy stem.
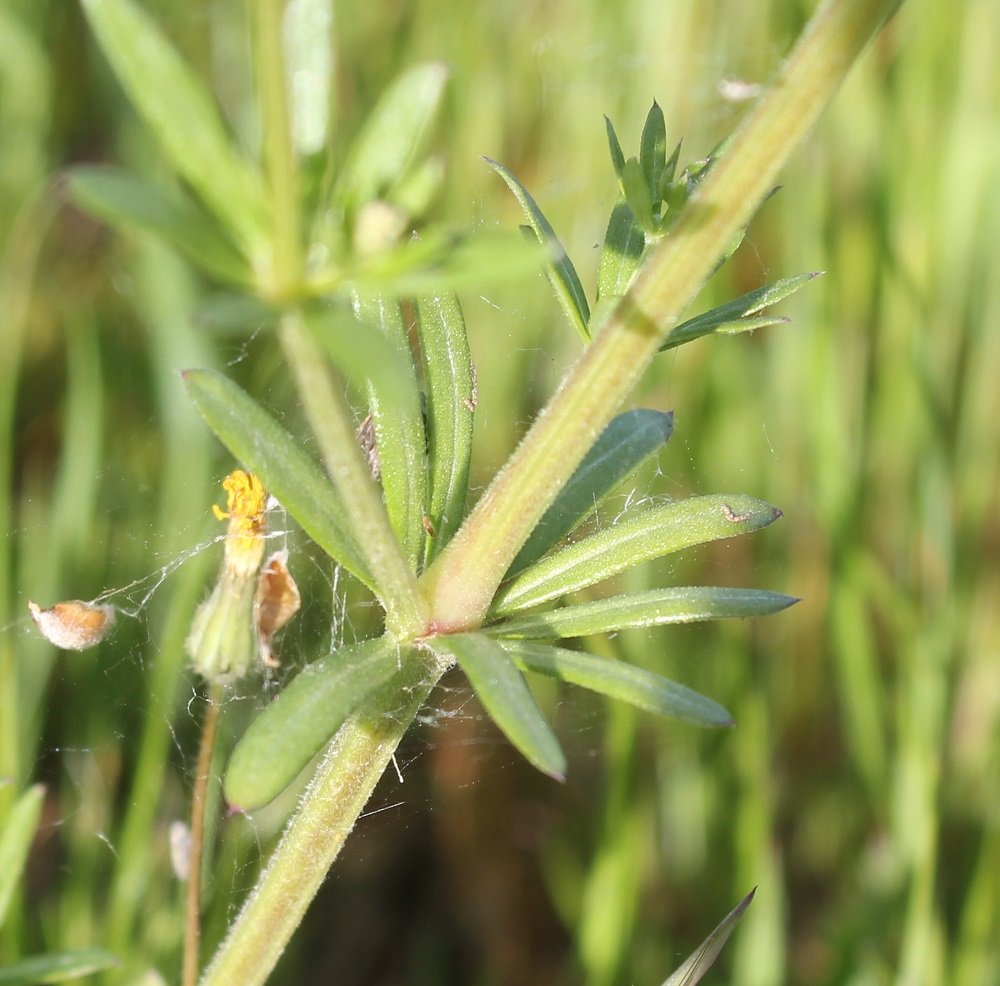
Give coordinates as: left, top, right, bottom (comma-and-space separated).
421, 0, 901, 630
279, 312, 427, 636
198, 650, 449, 986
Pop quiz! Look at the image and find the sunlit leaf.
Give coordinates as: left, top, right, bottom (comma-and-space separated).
604, 115, 627, 184
500, 640, 734, 727
224, 638, 406, 810
489, 586, 798, 639
662, 889, 756, 985
416, 293, 474, 563
486, 157, 591, 341
335, 228, 548, 296
81, 0, 267, 253
429, 633, 566, 780
661, 272, 821, 351
283, 0, 333, 155
491, 494, 782, 616
0, 784, 44, 928
597, 201, 645, 301
337, 62, 448, 207
183, 369, 373, 589
508, 409, 674, 577
67, 167, 250, 285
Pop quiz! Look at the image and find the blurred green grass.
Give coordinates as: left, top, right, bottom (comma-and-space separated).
2, 0, 998, 984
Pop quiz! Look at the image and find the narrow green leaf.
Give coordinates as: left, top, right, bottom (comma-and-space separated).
621, 157, 655, 232
0, 949, 119, 985
0, 784, 45, 927
81, 0, 267, 253
662, 889, 756, 986
67, 167, 250, 285
661, 272, 822, 351
224, 638, 406, 810
429, 634, 566, 780
485, 157, 591, 341
283, 0, 333, 155
489, 587, 798, 639
639, 101, 667, 208
337, 62, 448, 207
596, 201, 645, 301
309, 301, 426, 569
604, 115, 626, 184
335, 228, 548, 297
182, 368, 373, 590
500, 640, 734, 727
661, 139, 682, 193
415, 293, 474, 563
507, 409, 674, 577
491, 494, 782, 616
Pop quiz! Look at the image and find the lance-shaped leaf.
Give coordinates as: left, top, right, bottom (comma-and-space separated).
183, 369, 373, 590
489, 586, 798, 640
81, 0, 267, 254
283, 0, 333, 156
0, 948, 120, 985
67, 167, 250, 286
597, 200, 645, 301
499, 640, 733, 727
486, 157, 590, 341
337, 62, 448, 207
604, 115, 627, 185
224, 637, 405, 810
639, 101, 667, 213
0, 784, 44, 927
507, 409, 674, 577
429, 633, 566, 780
335, 228, 548, 297
311, 300, 426, 569
416, 293, 474, 563
660, 272, 821, 351
662, 889, 756, 986
491, 494, 781, 616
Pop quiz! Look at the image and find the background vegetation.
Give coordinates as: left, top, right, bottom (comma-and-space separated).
2, 0, 997, 984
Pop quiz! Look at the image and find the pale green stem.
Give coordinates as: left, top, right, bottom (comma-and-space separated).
255, 0, 303, 300
421, 0, 901, 631
198, 649, 449, 986
278, 312, 427, 635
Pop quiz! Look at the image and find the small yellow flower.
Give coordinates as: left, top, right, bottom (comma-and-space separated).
187, 470, 270, 681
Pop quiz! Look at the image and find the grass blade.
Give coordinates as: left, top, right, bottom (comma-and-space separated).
662, 889, 756, 985
0, 784, 44, 927
81, 0, 267, 254
489, 586, 798, 639
182, 368, 373, 590
500, 640, 734, 727
491, 494, 782, 616
416, 293, 474, 562
485, 157, 591, 341
429, 633, 566, 780
507, 408, 674, 577
224, 637, 405, 811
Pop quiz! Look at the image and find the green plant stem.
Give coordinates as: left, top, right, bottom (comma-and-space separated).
198, 649, 449, 986
255, 0, 303, 300
421, 0, 901, 631
278, 312, 427, 636
183, 683, 224, 986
